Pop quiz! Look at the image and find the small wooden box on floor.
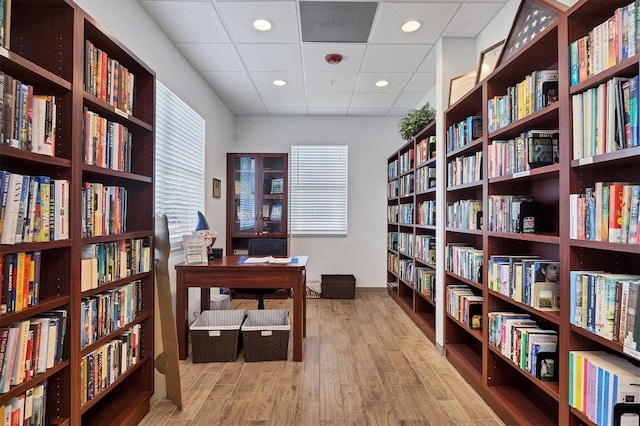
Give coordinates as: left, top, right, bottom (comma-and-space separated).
190, 310, 245, 362
241, 310, 290, 362
321, 274, 356, 299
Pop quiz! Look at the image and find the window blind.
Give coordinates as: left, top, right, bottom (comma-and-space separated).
155, 81, 205, 247
289, 144, 348, 235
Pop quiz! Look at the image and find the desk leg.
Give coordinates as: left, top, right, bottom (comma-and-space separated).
293, 270, 304, 362
201, 288, 210, 311
302, 269, 307, 337
176, 274, 188, 360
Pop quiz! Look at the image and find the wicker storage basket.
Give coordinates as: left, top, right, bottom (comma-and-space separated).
321, 274, 356, 299
241, 309, 290, 362
190, 310, 245, 362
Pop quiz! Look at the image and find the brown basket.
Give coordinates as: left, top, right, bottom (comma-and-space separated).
321, 274, 356, 299
241, 310, 290, 362
306, 286, 321, 299
190, 310, 245, 362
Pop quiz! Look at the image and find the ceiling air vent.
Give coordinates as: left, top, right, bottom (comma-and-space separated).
300, 1, 378, 43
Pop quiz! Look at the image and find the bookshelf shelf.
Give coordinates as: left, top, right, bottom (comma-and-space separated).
0, 0, 155, 423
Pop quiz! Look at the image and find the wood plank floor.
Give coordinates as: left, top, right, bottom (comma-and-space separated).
140, 293, 505, 425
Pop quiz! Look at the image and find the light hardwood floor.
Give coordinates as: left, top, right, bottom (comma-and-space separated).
140, 292, 505, 425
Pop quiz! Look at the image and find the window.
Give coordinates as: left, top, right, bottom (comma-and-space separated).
289, 144, 348, 235
155, 81, 205, 247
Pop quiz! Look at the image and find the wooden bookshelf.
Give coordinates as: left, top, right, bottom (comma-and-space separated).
387, 122, 437, 343
0, 0, 155, 423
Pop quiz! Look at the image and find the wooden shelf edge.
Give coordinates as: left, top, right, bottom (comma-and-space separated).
387, 292, 435, 343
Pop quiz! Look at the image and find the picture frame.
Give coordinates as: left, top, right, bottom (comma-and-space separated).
212, 178, 221, 198
271, 178, 283, 194
476, 40, 505, 84
270, 203, 283, 221
497, 0, 567, 67
536, 351, 558, 381
448, 70, 477, 106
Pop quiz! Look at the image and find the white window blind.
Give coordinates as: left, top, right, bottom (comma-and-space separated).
289, 144, 348, 235
155, 81, 205, 247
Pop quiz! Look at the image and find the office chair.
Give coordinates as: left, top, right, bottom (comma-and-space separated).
235, 238, 287, 309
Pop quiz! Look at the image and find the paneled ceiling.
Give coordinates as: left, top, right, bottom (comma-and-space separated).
138, 0, 508, 117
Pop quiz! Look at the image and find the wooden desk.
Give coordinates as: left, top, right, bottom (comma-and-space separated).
175, 255, 308, 361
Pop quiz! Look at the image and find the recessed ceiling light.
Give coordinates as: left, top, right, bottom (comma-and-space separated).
375, 80, 389, 87
402, 20, 421, 33
253, 19, 272, 31
273, 80, 287, 87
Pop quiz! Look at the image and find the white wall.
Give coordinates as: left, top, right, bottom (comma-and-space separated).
233, 116, 406, 287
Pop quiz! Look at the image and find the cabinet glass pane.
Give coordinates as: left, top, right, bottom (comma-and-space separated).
262, 156, 284, 234
234, 156, 256, 233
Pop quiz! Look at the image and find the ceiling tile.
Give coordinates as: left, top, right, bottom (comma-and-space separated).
306, 92, 352, 108
355, 72, 412, 93
307, 107, 348, 116
370, 2, 462, 44
250, 71, 305, 93
216, 89, 267, 116
350, 92, 400, 109
443, 2, 505, 37
262, 91, 307, 108
201, 71, 255, 94
140, 1, 229, 43
417, 48, 437, 72
348, 107, 391, 116
361, 44, 432, 72
393, 92, 430, 108
214, 1, 299, 43
404, 72, 436, 92
176, 43, 244, 72
236, 44, 302, 72
305, 72, 358, 92
301, 43, 366, 72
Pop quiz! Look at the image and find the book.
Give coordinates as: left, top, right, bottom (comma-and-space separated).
530, 261, 559, 311
526, 130, 559, 169
244, 256, 292, 264
0, 172, 23, 244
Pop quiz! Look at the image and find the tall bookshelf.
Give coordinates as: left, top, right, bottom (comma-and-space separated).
0, 0, 155, 424
387, 122, 437, 342
388, 0, 640, 424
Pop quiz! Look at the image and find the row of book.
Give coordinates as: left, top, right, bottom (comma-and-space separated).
0, 0, 11, 49
387, 232, 398, 252
570, 182, 640, 244
447, 151, 482, 187
447, 285, 482, 330
415, 165, 435, 192
416, 200, 435, 227
0, 171, 69, 245
394, 232, 414, 257
1, 381, 47, 426
487, 130, 559, 178
569, 1, 640, 86
387, 203, 413, 225
569, 271, 640, 346
398, 259, 413, 287
398, 173, 413, 197
487, 195, 541, 234
488, 255, 560, 311
0, 310, 67, 394
388, 159, 399, 180
415, 235, 435, 265
81, 182, 127, 238
415, 136, 436, 166
81, 281, 142, 349
387, 179, 398, 198
84, 40, 135, 115
1, 71, 57, 157
488, 312, 558, 379
571, 76, 640, 161
445, 243, 483, 283
446, 116, 482, 153
568, 350, 640, 426
387, 253, 399, 276
415, 267, 435, 300
1, 251, 41, 315
83, 107, 133, 172
80, 238, 152, 292
398, 148, 414, 175
80, 324, 141, 406
487, 70, 559, 133
445, 199, 482, 230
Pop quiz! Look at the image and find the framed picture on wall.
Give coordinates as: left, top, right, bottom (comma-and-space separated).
476, 40, 505, 84
448, 70, 476, 106
497, 0, 567, 66
212, 178, 222, 198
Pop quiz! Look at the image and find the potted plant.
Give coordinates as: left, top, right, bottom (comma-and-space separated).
398, 103, 436, 140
